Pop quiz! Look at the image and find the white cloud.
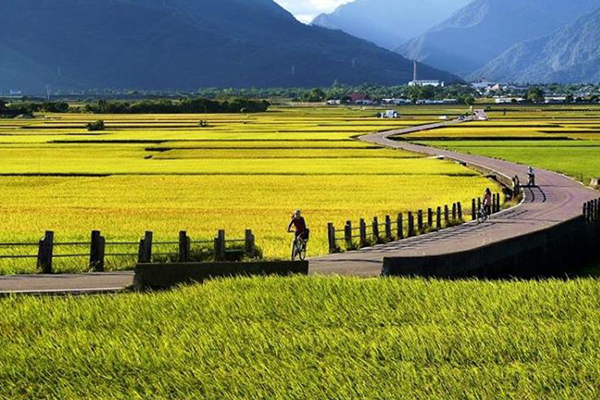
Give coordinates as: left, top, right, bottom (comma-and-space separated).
274, 0, 354, 23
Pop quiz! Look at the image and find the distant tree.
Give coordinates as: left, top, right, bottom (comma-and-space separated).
460, 96, 475, 105
87, 120, 105, 131
565, 94, 574, 104
526, 87, 545, 103
0, 99, 6, 111
306, 88, 326, 102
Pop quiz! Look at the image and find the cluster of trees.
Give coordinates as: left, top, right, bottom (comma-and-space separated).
84, 98, 269, 114
193, 82, 479, 103
0, 100, 70, 115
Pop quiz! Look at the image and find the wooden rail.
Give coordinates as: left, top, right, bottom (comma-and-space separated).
327, 194, 504, 254
0, 229, 257, 274
584, 198, 600, 223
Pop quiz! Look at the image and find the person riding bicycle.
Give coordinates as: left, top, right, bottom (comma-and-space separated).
287, 210, 309, 241
527, 166, 536, 187
512, 175, 521, 197
483, 188, 492, 217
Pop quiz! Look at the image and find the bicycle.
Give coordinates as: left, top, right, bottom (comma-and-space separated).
476, 207, 489, 224
290, 233, 308, 261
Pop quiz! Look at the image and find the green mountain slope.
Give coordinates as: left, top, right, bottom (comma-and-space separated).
0, 0, 459, 92
311, 0, 471, 50
472, 7, 600, 83
398, 0, 600, 77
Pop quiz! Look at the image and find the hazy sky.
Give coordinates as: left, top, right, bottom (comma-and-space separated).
274, 0, 353, 23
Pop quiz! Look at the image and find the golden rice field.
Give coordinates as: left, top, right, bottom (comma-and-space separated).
0, 106, 496, 274
403, 105, 600, 185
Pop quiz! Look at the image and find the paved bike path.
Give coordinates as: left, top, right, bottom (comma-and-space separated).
1, 117, 597, 293
309, 119, 599, 276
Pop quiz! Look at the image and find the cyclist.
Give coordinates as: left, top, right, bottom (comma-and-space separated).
527, 166, 536, 187
483, 188, 492, 217
512, 175, 521, 197
287, 210, 309, 241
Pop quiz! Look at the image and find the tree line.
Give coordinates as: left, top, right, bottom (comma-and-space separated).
0, 98, 270, 116
84, 98, 269, 114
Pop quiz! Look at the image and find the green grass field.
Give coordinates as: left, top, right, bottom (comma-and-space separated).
400, 105, 600, 184
0, 106, 495, 274
1, 276, 600, 399
2, 104, 600, 399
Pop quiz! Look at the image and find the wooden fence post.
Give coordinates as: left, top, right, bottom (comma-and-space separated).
584, 202, 588, 221
138, 231, 153, 264
89, 230, 105, 272
471, 199, 476, 220
477, 197, 482, 213
444, 205, 450, 225
214, 230, 226, 261
452, 203, 457, 221
345, 221, 353, 249
427, 208, 433, 228
417, 210, 424, 233
328, 223, 336, 253
359, 219, 367, 247
497, 194, 502, 212
458, 202, 463, 221
179, 231, 191, 262
372, 217, 380, 242
245, 229, 255, 258
408, 212, 415, 237
37, 230, 54, 274
385, 215, 392, 240
397, 213, 404, 240
436, 207, 442, 230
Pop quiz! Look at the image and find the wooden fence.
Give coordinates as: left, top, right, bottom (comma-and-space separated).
0, 229, 256, 274
327, 194, 503, 253
584, 198, 600, 223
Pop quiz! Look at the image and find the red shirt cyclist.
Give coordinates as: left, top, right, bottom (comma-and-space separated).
287, 210, 309, 240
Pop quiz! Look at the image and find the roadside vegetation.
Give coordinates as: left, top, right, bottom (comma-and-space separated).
1, 276, 600, 399
0, 106, 491, 274
407, 105, 600, 184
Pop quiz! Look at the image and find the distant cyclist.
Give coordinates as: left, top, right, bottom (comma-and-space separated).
287, 210, 309, 241
512, 175, 521, 196
483, 188, 492, 217
527, 166, 536, 187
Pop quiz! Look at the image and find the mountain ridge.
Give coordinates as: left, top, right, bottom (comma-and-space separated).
398, 0, 600, 77
312, 0, 471, 50
0, 0, 460, 93
471, 6, 600, 83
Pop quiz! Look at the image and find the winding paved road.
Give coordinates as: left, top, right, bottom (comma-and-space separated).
309, 118, 599, 276
0, 115, 597, 294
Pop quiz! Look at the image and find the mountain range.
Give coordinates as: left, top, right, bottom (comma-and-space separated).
0, 0, 459, 93
472, 7, 600, 83
311, 0, 471, 50
398, 0, 600, 78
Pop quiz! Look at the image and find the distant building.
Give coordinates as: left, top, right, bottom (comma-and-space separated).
378, 110, 400, 119
408, 61, 445, 87
382, 98, 411, 105
326, 99, 341, 105
409, 80, 445, 87
349, 93, 373, 105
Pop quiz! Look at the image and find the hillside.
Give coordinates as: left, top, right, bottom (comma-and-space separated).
472, 7, 600, 83
398, 0, 600, 77
311, 0, 471, 50
0, 0, 459, 93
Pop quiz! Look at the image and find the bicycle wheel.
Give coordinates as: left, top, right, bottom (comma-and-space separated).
291, 240, 298, 261
299, 242, 307, 261
477, 212, 486, 224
